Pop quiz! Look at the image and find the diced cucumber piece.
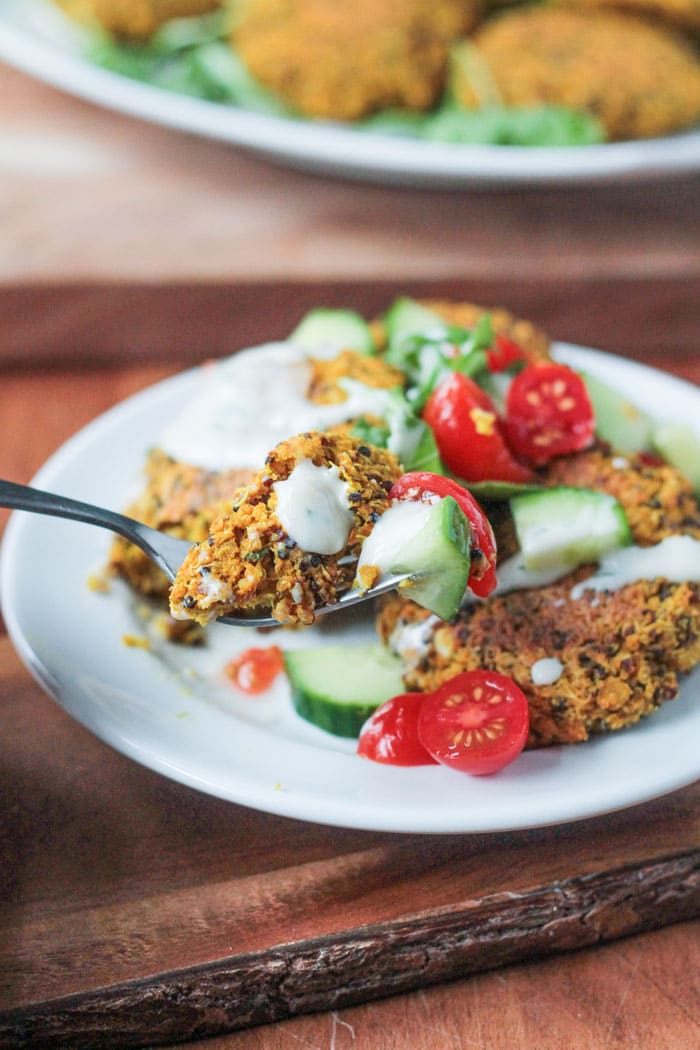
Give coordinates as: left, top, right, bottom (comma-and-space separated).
510, 486, 632, 572
284, 644, 405, 737
290, 308, 375, 356
465, 480, 545, 502
383, 297, 446, 347
652, 422, 700, 495
357, 496, 471, 621
581, 371, 654, 454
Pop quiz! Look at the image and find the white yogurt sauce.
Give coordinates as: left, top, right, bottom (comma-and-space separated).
388, 614, 440, 668
157, 342, 404, 471
571, 535, 700, 598
356, 501, 432, 582
273, 459, 353, 555
531, 657, 564, 686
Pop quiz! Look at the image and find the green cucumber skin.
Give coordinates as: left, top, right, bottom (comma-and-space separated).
288, 687, 379, 738
403, 496, 470, 620
283, 644, 405, 738
290, 308, 375, 355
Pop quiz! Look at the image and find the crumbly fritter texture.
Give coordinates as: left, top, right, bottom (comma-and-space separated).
308, 351, 405, 404
54, 0, 220, 38
378, 449, 700, 746
452, 9, 700, 140
109, 450, 252, 597
554, 0, 700, 35
231, 0, 482, 119
378, 572, 700, 747
371, 299, 551, 361
170, 431, 402, 626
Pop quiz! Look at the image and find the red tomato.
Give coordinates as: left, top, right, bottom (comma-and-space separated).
504, 362, 595, 465
417, 670, 529, 776
358, 693, 437, 766
486, 334, 526, 373
423, 373, 533, 485
389, 471, 497, 597
225, 646, 284, 694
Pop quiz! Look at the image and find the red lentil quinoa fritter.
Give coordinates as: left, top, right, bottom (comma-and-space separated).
378, 446, 700, 748
451, 7, 700, 140
170, 431, 402, 626
230, 0, 483, 120
53, 0, 221, 39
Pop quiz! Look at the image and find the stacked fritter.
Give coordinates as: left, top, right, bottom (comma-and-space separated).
378, 447, 700, 747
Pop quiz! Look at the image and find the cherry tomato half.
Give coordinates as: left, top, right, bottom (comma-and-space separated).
358, 693, 437, 766
423, 373, 533, 485
224, 646, 284, 694
486, 334, 527, 373
504, 362, 595, 465
417, 670, 529, 776
389, 471, 497, 597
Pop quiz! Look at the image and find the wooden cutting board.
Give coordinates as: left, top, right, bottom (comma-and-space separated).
1, 636, 698, 1049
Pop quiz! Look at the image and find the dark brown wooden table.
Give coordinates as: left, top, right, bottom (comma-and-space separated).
0, 58, 699, 1050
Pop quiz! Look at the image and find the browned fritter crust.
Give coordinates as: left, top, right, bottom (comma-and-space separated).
231, 0, 482, 120
308, 351, 405, 404
372, 299, 551, 361
378, 448, 700, 747
109, 450, 253, 597
54, 0, 220, 38
170, 431, 402, 626
453, 9, 700, 140
378, 572, 700, 747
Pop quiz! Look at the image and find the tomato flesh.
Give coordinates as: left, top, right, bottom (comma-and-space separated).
486, 334, 526, 373
417, 670, 529, 775
504, 362, 595, 465
423, 373, 533, 485
389, 471, 497, 597
225, 646, 284, 694
358, 693, 437, 766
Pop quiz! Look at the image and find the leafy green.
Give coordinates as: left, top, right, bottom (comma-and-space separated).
386, 315, 495, 413
363, 103, 604, 148
87, 13, 289, 112
350, 418, 391, 449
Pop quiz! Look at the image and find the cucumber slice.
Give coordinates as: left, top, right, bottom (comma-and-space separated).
652, 422, 700, 495
510, 486, 632, 572
383, 297, 445, 347
357, 496, 471, 620
290, 308, 375, 356
464, 479, 545, 502
581, 371, 654, 454
284, 644, 405, 737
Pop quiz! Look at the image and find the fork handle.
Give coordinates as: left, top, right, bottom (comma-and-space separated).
0, 478, 141, 539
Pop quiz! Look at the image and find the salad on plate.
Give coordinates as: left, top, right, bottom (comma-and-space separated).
103, 296, 700, 781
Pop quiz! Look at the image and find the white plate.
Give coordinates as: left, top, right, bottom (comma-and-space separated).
2, 0, 700, 187
2, 342, 699, 833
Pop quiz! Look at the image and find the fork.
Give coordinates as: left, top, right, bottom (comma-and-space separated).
0, 479, 410, 628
